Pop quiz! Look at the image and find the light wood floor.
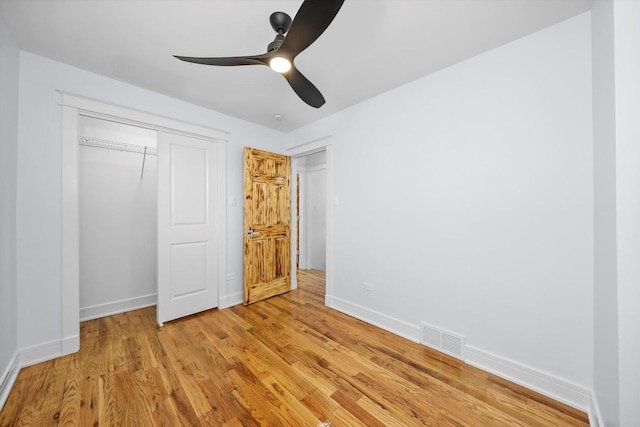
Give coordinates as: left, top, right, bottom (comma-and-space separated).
1, 269, 588, 426
296, 268, 326, 296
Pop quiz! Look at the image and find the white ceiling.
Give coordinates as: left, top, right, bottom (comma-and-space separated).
0, 0, 591, 132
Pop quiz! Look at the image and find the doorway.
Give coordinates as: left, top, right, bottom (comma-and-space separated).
294, 151, 327, 295
287, 138, 334, 303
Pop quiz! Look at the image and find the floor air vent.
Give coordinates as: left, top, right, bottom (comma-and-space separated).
420, 322, 466, 360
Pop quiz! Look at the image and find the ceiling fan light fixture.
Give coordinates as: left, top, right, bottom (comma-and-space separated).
270, 56, 291, 73
173, 0, 345, 107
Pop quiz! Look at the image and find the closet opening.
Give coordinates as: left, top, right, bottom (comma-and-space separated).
78, 116, 158, 321
62, 93, 228, 354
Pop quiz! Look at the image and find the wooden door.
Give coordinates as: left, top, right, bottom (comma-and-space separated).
157, 132, 221, 325
244, 147, 291, 304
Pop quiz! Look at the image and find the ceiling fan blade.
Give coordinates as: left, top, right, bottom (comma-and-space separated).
278, 0, 345, 58
283, 65, 325, 108
174, 52, 271, 67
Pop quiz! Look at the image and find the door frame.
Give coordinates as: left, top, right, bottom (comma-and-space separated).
286, 137, 334, 305
61, 92, 227, 355
294, 167, 305, 269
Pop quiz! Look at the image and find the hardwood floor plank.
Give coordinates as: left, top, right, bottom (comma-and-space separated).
198, 378, 240, 424
330, 389, 388, 427
58, 356, 82, 425
169, 387, 202, 426
290, 361, 338, 398
220, 386, 263, 427
296, 269, 326, 295
27, 355, 72, 426
79, 332, 100, 426
260, 375, 321, 426
330, 405, 369, 427
300, 389, 341, 423
0, 269, 588, 426
154, 395, 187, 427
225, 368, 287, 426
98, 373, 119, 426
236, 338, 317, 401
356, 393, 420, 427
165, 357, 212, 418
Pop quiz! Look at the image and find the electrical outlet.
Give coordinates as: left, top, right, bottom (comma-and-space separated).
227, 273, 236, 280
362, 282, 373, 291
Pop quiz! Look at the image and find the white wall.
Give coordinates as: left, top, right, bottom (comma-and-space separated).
306, 167, 327, 270
592, 1, 640, 425
591, 0, 620, 425
16, 51, 283, 354
79, 118, 158, 318
612, 2, 640, 425
286, 12, 593, 395
0, 15, 20, 408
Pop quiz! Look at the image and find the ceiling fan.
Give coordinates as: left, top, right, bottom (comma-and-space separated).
174, 0, 345, 108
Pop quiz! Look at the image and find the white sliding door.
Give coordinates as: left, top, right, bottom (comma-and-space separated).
157, 132, 223, 325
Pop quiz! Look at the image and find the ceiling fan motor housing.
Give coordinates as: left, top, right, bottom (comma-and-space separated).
268, 34, 285, 52
270, 11, 292, 34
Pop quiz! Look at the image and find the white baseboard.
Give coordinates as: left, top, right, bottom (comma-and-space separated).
80, 293, 156, 321
463, 346, 591, 412
0, 352, 20, 411
219, 292, 243, 309
18, 338, 63, 367
328, 296, 592, 416
2, 335, 80, 411
61, 333, 80, 355
329, 296, 421, 343
325, 294, 334, 307
589, 391, 605, 427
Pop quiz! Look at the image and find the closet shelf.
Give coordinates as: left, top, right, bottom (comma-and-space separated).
79, 136, 157, 156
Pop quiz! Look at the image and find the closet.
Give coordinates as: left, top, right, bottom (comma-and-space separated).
78, 116, 158, 320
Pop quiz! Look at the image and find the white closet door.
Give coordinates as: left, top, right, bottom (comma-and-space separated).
157, 132, 220, 325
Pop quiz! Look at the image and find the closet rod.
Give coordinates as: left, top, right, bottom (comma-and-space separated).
79, 136, 156, 179
78, 136, 157, 156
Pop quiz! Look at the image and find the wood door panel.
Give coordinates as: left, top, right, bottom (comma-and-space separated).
245, 234, 290, 282
244, 147, 291, 304
250, 153, 289, 178
248, 181, 290, 226
247, 278, 290, 303
245, 235, 290, 302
